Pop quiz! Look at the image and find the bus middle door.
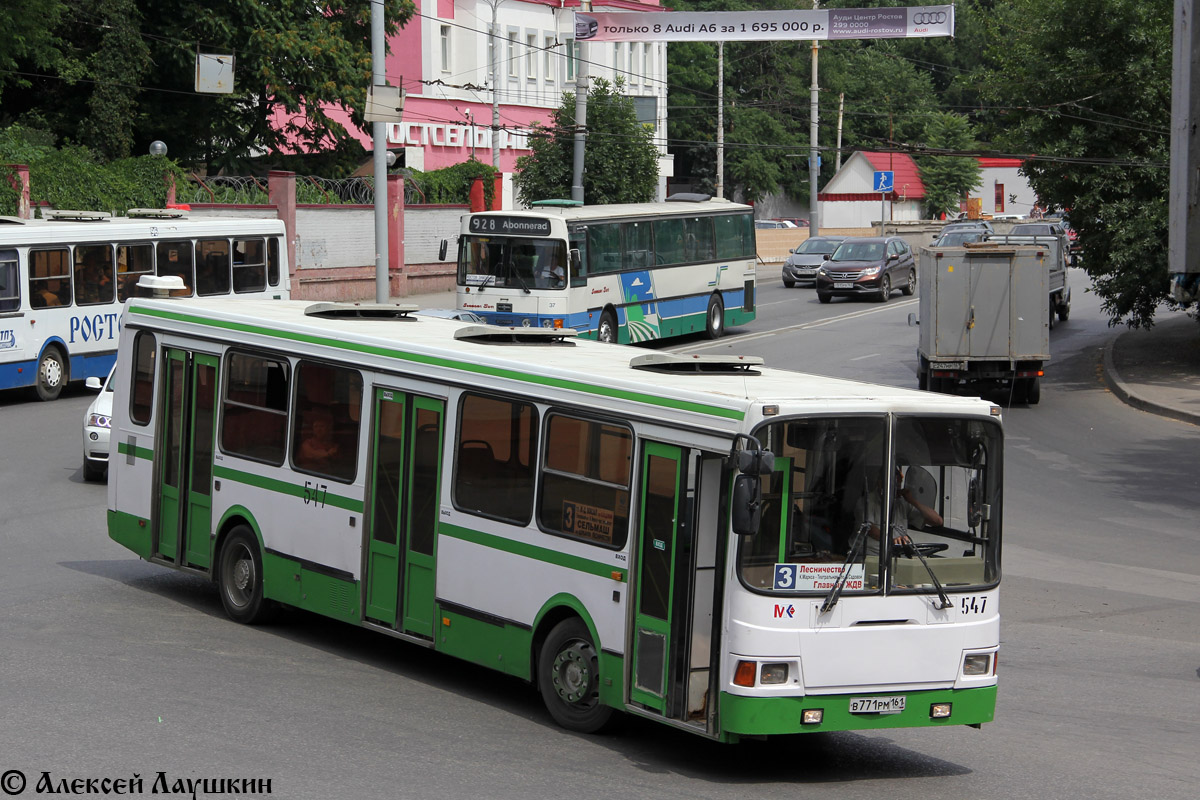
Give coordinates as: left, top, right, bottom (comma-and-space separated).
365, 389, 444, 638
631, 442, 689, 717
155, 348, 219, 569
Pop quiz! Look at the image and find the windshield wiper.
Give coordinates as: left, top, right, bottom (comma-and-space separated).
820, 522, 871, 614
897, 534, 953, 610
506, 261, 531, 294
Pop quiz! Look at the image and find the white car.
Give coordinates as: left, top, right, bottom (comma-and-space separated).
82, 368, 114, 481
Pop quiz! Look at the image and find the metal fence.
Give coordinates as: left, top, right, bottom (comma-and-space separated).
185, 174, 430, 206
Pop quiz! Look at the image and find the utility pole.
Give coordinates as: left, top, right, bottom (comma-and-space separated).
808, 0, 820, 233
490, 0, 502, 171
371, 0, 388, 303
716, 42, 724, 199
571, 1, 593, 204
835, 92, 845, 172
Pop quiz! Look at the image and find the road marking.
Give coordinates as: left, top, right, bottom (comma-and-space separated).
674, 298, 918, 353
850, 353, 880, 362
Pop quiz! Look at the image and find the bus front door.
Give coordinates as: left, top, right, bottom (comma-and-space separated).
365, 390, 444, 638
631, 442, 687, 715
155, 349, 219, 569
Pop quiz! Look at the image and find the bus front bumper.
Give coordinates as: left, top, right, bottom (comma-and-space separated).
719, 685, 996, 735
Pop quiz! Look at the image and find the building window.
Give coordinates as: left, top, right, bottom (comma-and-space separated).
526, 33, 537, 79
440, 25, 451, 72
508, 32, 518, 78
566, 38, 576, 81
994, 183, 1005, 213
544, 35, 555, 82
614, 43, 621, 79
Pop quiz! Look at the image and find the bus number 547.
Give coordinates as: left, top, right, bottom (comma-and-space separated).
302, 481, 328, 508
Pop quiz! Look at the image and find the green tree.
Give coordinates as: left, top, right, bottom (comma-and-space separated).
514, 78, 658, 206
0, 0, 64, 105
916, 112, 981, 218
971, 0, 1171, 327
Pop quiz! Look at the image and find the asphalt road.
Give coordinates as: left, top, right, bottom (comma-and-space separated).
1, 269, 1197, 799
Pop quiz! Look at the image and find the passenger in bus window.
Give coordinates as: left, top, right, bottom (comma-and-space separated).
76, 250, 113, 304
298, 408, 339, 465
35, 278, 67, 307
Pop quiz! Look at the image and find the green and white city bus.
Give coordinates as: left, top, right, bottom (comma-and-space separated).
454, 196, 757, 343
106, 288, 1001, 741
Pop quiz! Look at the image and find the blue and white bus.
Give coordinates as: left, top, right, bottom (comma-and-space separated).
455, 196, 757, 343
0, 209, 287, 400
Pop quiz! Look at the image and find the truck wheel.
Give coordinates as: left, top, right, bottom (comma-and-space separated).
1048, 303, 1055, 331
1057, 304, 1070, 322
1026, 377, 1041, 405
901, 268, 916, 296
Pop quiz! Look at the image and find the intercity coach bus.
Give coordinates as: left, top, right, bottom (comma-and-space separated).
454, 196, 757, 343
106, 288, 1001, 741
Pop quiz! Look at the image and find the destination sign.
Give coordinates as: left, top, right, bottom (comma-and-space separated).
468, 215, 552, 237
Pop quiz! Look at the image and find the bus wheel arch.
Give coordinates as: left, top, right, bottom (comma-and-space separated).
35, 344, 68, 401
597, 306, 619, 344
705, 293, 725, 339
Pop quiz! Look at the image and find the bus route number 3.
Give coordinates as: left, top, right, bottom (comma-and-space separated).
302, 481, 328, 508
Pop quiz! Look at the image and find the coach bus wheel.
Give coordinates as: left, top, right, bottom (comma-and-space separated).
538, 618, 613, 733
597, 310, 618, 344
36, 347, 67, 402
218, 526, 274, 625
705, 294, 725, 339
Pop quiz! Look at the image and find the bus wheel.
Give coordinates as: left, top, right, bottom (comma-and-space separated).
597, 310, 618, 344
705, 294, 724, 339
218, 526, 275, 625
36, 347, 66, 402
538, 618, 613, 733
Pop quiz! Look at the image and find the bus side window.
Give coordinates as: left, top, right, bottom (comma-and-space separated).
267, 238, 281, 287
538, 413, 632, 548
652, 218, 684, 266
117, 244, 154, 302
0, 250, 18, 312
74, 244, 115, 306
233, 238, 266, 293
130, 331, 157, 425
221, 352, 289, 465
196, 239, 231, 296
290, 361, 361, 483
156, 240, 194, 297
454, 393, 537, 524
30, 248, 71, 309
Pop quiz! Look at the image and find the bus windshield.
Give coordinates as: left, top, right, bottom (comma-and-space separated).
458, 236, 568, 290
738, 415, 1002, 596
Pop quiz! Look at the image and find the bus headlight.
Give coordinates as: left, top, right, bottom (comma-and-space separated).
930, 703, 952, 719
801, 709, 824, 725
760, 663, 788, 685
963, 654, 991, 676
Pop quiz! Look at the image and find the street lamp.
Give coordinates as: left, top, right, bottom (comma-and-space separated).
149, 140, 168, 157
386, 151, 397, 168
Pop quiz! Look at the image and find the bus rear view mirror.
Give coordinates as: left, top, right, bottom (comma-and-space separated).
731, 474, 762, 537
438, 239, 448, 261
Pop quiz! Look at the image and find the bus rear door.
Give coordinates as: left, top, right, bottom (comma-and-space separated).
155, 348, 219, 569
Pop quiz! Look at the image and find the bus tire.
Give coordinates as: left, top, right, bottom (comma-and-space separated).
597, 310, 618, 344
217, 525, 275, 625
537, 618, 613, 734
35, 346, 67, 402
705, 294, 724, 339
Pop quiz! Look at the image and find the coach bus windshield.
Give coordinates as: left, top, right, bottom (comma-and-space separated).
737, 415, 1002, 597
458, 236, 568, 290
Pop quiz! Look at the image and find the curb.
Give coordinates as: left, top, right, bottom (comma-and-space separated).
1101, 333, 1200, 427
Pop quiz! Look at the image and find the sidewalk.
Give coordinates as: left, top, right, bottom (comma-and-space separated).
1103, 312, 1200, 426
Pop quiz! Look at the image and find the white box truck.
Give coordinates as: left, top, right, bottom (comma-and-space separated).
914, 241, 1059, 404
